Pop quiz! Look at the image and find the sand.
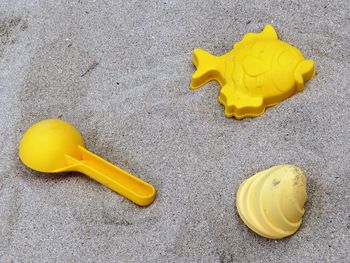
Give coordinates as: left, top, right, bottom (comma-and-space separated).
0, 0, 349, 262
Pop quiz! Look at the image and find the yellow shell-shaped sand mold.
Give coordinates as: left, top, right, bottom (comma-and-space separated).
236, 165, 307, 239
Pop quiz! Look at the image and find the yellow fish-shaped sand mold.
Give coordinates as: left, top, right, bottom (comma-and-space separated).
236, 165, 307, 239
190, 25, 316, 119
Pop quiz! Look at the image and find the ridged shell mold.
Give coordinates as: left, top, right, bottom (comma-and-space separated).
236, 165, 307, 239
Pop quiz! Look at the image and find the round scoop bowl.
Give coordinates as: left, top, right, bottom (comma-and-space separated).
19, 119, 156, 206
19, 119, 85, 172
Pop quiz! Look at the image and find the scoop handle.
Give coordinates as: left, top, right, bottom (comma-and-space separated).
66, 146, 156, 206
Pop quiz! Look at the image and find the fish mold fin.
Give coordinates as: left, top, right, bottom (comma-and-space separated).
294, 59, 315, 91
190, 48, 226, 90
234, 24, 278, 49
220, 90, 264, 119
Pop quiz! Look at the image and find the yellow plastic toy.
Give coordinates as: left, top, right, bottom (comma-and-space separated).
236, 164, 307, 239
190, 24, 315, 119
19, 119, 156, 206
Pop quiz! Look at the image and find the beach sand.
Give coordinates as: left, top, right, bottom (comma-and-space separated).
0, 0, 349, 262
